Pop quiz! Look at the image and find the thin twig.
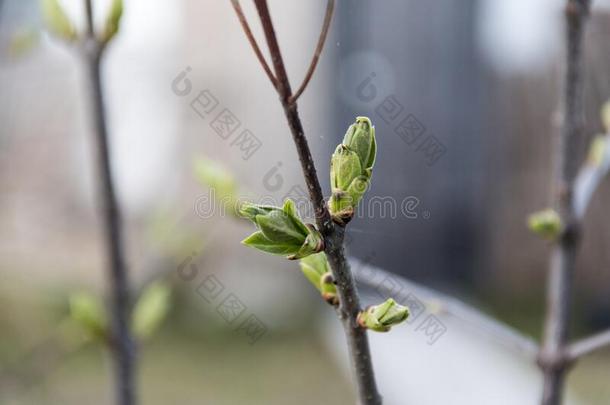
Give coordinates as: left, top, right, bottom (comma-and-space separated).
288, 0, 335, 104
566, 328, 610, 361
352, 260, 540, 359
85, 0, 94, 37
230, 0, 278, 89
538, 1, 590, 404
82, 1, 136, 404
235, 1, 382, 403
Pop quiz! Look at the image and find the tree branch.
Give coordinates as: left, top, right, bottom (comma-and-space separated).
539, 2, 590, 404
234, 1, 382, 403
566, 328, 610, 361
289, 0, 335, 104
85, 0, 94, 37
230, 0, 278, 89
352, 259, 540, 359
82, 2, 135, 404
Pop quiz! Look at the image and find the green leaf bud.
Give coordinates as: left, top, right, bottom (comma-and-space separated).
527, 209, 562, 240
331, 145, 362, 190
343, 116, 376, 174
320, 272, 339, 306
328, 117, 377, 224
357, 298, 409, 332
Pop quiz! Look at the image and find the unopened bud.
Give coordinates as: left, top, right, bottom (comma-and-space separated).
343, 116, 376, 176
528, 209, 562, 240
328, 117, 376, 225
357, 298, 409, 332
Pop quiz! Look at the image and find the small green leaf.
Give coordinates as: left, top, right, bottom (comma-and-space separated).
102, 0, 123, 43
242, 231, 301, 256
257, 211, 307, 245
132, 281, 171, 340
241, 200, 323, 259
69, 292, 107, 340
239, 203, 275, 222
282, 199, 311, 235
40, 0, 76, 41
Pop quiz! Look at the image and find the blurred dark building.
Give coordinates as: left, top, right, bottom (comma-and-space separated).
331, 0, 487, 290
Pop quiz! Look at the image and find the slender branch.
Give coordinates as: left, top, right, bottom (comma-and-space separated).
82, 2, 136, 404
538, 1, 590, 404
289, 0, 335, 104
566, 328, 610, 361
85, 0, 94, 37
236, 1, 382, 403
230, 0, 278, 89
251, 0, 330, 228
353, 260, 540, 359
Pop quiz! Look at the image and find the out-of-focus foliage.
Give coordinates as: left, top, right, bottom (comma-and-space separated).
102, 0, 124, 43
69, 292, 107, 342
9, 27, 40, 57
528, 209, 562, 240
40, 0, 76, 41
194, 157, 240, 217
132, 281, 172, 340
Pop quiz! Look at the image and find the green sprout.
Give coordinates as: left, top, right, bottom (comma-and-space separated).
329, 116, 376, 225
240, 199, 324, 260
357, 298, 410, 332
